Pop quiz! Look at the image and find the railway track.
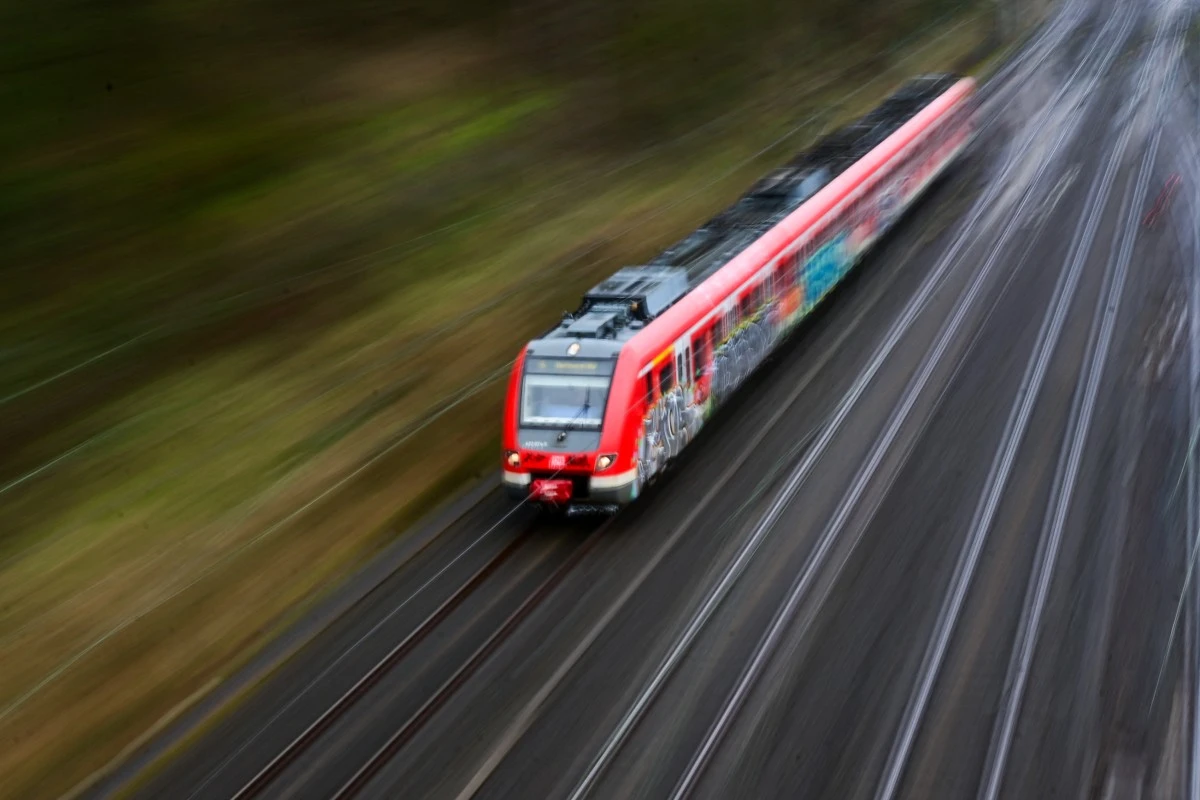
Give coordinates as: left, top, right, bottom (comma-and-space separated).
204, 511, 604, 800
975, 16, 1182, 800
872, 16, 1171, 800
324, 516, 607, 799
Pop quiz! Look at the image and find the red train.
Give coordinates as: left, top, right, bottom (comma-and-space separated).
502, 74, 977, 509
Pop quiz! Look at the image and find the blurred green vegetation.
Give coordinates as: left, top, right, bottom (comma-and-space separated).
0, 0, 999, 796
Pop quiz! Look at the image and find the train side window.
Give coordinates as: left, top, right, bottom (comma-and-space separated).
660, 361, 675, 394
644, 373, 655, 406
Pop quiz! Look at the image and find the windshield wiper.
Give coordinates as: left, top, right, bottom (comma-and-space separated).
556, 387, 592, 443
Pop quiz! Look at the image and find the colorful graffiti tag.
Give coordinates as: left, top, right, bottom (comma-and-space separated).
636, 382, 701, 490
636, 308, 778, 486
805, 232, 850, 311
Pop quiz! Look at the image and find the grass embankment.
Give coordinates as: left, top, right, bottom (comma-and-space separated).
0, 6, 992, 797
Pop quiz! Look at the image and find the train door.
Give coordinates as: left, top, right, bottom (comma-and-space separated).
654, 353, 680, 460
674, 335, 691, 404
674, 335, 696, 447
691, 325, 712, 406
775, 255, 798, 324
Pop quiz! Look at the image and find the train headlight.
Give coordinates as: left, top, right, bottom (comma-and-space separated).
506, 451, 521, 468
595, 454, 615, 472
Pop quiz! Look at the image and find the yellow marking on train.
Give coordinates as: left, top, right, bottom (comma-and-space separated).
649, 348, 674, 370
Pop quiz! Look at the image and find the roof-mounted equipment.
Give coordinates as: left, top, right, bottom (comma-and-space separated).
582, 266, 689, 321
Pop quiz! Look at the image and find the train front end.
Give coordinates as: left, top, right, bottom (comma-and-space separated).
501, 338, 637, 510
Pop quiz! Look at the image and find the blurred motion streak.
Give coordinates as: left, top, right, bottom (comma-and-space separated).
0, 0, 996, 796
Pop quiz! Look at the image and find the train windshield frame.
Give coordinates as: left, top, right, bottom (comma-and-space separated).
520, 357, 614, 430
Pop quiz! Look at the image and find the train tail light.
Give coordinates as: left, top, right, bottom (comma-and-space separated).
595, 454, 616, 472
506, 451, 521, 468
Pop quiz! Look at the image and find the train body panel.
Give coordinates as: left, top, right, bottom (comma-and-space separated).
503, 75, 977, 509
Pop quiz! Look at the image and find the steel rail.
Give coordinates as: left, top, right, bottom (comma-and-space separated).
227, 524, 540, 799
329, 517, 614, 798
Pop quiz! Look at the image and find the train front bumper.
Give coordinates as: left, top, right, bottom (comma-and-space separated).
587, 467, 639, 505
502, 470, 531, 500
501, 467, 638, 505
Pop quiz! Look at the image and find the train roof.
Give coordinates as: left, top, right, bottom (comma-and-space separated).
619, 75, 975, 368
530, 74, 965, 354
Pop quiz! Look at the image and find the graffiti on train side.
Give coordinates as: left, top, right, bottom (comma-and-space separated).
635, 305, 782, 488
630, 123, 963, 490
636, 382, 702, 489
805, 234, 849, 310
708, 312, 778, 408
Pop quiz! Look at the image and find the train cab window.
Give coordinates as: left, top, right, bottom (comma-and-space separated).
521, 374, 610, 429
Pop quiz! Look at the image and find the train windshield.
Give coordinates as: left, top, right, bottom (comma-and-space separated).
521, 374, 610, 429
